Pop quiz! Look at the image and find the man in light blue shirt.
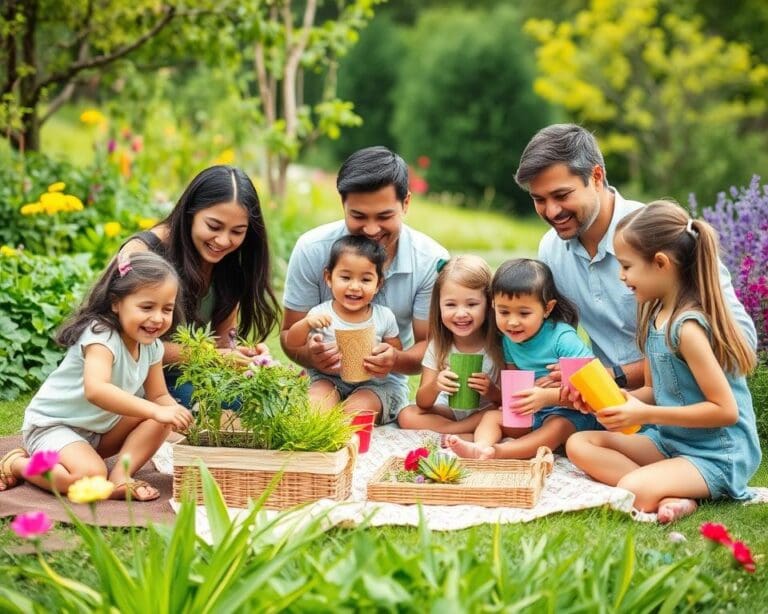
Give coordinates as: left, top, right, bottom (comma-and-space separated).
281, 146, 448, 422
515, 124, 756, 388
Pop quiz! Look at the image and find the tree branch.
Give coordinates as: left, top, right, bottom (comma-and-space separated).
35, 6, 176, 94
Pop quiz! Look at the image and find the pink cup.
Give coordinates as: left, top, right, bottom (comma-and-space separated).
501, 370, 535, 428
559, 357, 594, 393
350, 412, 375, 453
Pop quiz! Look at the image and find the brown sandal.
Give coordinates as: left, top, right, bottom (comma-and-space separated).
0, 448, 27, 492
112, 478, 160, 502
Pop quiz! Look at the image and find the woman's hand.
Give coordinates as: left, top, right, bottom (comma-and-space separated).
436, 368, 460, 394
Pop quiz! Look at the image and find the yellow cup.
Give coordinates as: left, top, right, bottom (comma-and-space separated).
568, 358, 641, 435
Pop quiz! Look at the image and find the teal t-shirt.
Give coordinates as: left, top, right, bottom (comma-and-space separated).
502, 320, 592, 378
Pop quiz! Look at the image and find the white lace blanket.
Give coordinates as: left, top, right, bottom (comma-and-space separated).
154, 426, 768, 538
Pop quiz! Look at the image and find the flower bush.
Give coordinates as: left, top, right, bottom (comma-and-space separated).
690, 175, 768, 352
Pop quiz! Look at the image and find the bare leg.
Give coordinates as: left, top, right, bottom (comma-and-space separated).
487, 416, 576, 460
16, 441, 107, 494
397, 404, 488, 435
566, 431, 665, 485
309, 379, 341, 412
98, 416, 170, 501
617, 457, 708, 518
343, 389, 383, 423
447, 411, 505, 459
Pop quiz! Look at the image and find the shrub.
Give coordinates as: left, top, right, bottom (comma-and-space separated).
393, 6, 555, 213
0, 251, 94, 399
0, 149, 159, 268
748, 356, 768, 444
690, 175, 768, 353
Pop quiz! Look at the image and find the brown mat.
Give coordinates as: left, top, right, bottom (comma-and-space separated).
0, 435, 176, 527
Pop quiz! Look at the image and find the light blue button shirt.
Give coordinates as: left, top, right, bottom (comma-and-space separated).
283, 220, 449, 386
538, 189, 756, 368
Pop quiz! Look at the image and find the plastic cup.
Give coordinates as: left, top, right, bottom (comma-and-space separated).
350, 411, 375, 453
501, 369, 535, 428
568, 358, 641, 434
336, 326, 375, 383
448, 353, 484, 410
559, 357, 594, 393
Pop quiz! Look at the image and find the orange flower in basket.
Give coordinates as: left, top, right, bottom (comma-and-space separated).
404, 447, 429, 471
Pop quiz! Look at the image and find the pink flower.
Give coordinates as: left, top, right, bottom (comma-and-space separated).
731, 541, 756, 573
11, 511, 53, 539
23, 450, 59, 478
700, 522, 732, 545
243, 369, 254, 378
404, 447, 429, 471
417, 155, 431, 169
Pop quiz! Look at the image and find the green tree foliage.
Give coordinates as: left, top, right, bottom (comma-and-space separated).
393, 7, 554, 212
525, 0, 768, 203
0, 0, 180, 151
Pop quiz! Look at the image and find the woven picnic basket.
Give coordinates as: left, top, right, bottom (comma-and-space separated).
173, 433, 358, 510
367, 446, 553, 508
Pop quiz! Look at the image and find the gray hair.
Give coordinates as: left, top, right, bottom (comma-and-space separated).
515, 124, 608, 189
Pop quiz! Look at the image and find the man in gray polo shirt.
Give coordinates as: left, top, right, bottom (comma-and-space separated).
280, 146, 449, 423
515, 124, 756, 389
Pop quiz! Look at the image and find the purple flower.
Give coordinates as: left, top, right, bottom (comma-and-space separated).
691, 174, 768, 351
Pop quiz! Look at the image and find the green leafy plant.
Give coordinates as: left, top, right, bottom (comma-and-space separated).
173, 324, 352, 452
0, 251, 93, 399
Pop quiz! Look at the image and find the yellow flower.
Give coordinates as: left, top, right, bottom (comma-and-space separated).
67, 476, 114, 504
137, 217, 158, 230
20, 202, 43, 216
213, 148, 235, 165
79, 109, 107, 126
47, 181, 66, 192
103, 221, 122, 238
63, 195, 84, 212
0, 245, 18, 257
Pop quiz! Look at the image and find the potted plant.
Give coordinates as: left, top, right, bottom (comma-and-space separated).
170, 325, 357, 509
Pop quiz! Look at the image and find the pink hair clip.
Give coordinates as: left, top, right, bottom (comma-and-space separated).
117, 255, 132, 277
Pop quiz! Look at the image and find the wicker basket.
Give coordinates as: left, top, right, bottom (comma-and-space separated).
367, 446, 554, 508
173, 432, 358, 510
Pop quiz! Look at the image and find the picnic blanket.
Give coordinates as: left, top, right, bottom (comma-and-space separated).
0, 435, 176, 527
155, 426, 768, 537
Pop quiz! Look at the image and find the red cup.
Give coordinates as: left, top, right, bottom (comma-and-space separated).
501, 370, 535, 428
559, 357, 594, 393
350, 411, 375, 453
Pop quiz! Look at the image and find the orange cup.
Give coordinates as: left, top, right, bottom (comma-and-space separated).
568, 358, 641, 435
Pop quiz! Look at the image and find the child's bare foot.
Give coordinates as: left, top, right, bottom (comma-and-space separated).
657, 497, 698, 524
446, 435, 495, 459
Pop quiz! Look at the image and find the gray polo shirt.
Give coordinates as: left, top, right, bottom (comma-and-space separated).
538, 188, 756, 368
283, 220, 449, 385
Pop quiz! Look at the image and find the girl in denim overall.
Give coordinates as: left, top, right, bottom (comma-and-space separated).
566, 200, 761, 523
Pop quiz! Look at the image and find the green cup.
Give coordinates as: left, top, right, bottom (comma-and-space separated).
448, 353, 484, 410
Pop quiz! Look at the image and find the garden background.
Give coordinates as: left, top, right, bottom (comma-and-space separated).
1, 0, 767, 609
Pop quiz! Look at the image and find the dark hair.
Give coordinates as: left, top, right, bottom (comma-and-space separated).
337, 146, 409, 202
326, 235, 387, 282
492, 258, 579, 327
515, 124, 608, 189
160, 165, 280, 342
616, 200, 755, 375
56, 252, 183, 347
